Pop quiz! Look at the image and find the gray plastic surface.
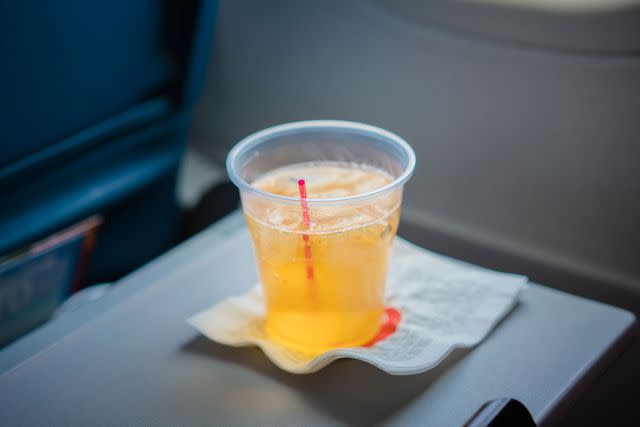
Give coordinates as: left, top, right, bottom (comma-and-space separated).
373, 0, 640, 53
0, 211, 635, 426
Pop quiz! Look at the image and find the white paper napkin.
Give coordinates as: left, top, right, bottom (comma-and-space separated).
188, 239, 528, 375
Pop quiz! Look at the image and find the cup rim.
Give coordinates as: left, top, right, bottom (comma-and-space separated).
226, 120, 416, 206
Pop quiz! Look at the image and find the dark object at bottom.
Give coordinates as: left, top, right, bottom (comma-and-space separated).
464, 398, 536, 427
181, 181, 240, 239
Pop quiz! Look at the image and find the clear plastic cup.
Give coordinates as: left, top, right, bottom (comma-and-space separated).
227, 120, 415, 354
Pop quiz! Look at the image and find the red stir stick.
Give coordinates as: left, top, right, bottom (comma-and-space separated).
297, 179, 315, 283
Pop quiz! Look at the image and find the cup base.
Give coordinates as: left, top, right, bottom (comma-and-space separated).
264, 310, 383, 356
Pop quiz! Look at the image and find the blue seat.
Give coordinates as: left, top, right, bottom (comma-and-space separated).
0, 1, 177, 166
0, 1, 218, 343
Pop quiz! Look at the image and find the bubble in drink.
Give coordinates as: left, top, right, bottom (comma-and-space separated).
243, 162, 401, 354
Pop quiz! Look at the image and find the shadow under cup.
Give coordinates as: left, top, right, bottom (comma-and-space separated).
227, 121, 415, 354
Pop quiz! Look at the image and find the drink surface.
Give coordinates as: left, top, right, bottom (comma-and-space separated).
244, 162, 400, 354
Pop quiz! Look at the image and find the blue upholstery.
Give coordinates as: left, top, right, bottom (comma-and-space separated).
0, 1, 173, 166
0, 1, 217, 282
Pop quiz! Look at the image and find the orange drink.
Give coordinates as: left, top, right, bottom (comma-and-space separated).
227, 121, 415, 354
245, 163, 400, 353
